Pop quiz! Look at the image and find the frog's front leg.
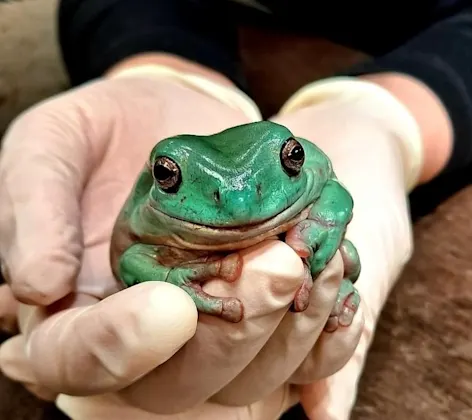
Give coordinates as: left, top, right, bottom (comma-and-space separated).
118, 243, 244, 322
285, 179, 361, 331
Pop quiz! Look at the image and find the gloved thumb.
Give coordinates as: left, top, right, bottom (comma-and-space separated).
0, 282, 197, 395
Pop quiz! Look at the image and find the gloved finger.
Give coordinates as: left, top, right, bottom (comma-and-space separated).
24, 384, 58, 402
299, 302, 371, 420
56, 384, 297, 420
299, 353, 363, 420
289, 298, 364, 384
0, 284, 19, 334
0, 102, 91, 306
119, 240, 306, 415
13, 282, 197, 395
212, 252, 347, 406
0, 334, 57, 401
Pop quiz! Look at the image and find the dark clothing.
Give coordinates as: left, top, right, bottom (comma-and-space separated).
58, 0, 472, 217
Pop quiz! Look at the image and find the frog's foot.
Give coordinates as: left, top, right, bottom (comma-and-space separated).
324, 279, 360, 333
291, 264, 313, 312
119, 244, 244, 322
285, 218, 342, 276
174, 253, 244, 323
285, 219, 341, 313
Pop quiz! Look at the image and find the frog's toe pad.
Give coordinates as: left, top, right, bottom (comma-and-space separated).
290, 264, 313, 312
218, 253, 243, 283
323, 286, 360, 333
222, 298, 244, 323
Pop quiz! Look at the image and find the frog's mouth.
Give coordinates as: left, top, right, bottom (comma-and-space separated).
146, 201, 311, 251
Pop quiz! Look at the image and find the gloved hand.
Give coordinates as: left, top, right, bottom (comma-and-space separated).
0, 284, 17, 334
0, 63, 364, 419
271, 77, 423, 419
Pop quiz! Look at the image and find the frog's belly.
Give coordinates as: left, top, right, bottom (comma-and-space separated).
154, 233, 281, 268
143, 207, 311, 252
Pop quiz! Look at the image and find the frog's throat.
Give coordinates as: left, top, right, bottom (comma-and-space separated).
142, 204, 312, 252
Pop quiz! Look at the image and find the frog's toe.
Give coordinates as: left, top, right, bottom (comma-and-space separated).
182, 284, 244, 323
323, 280, 360, 333
285, 221, 314, 259
188, 253, 243, 284
290, 264, 313, 312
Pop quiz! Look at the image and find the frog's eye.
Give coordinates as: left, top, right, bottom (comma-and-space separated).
280, 138, 305, 176
153, 156, 182, 193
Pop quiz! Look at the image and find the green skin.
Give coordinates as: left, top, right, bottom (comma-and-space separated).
110, 121, 361, 329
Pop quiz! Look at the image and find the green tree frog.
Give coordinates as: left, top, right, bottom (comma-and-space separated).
110, 121, 360, 330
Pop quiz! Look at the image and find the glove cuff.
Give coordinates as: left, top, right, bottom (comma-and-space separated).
279, 77, 423, 192
108, 64, 262, 123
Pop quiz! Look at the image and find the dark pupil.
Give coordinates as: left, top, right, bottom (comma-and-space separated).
154, 164, 174, 181
289, 145, 304, 161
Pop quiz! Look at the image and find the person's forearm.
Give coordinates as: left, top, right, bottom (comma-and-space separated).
58, 0, 244, 88
342, 6, 472, 191
360, 72, 453, 185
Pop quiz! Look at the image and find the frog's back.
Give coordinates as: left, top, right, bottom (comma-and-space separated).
208, 121, 292, 152
215, 121, 334, 177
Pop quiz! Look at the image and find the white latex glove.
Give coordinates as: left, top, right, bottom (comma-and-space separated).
272, 77, 423, 419
0, 66, 364, 419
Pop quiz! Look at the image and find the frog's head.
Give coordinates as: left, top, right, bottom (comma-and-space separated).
146, 121, 316, 228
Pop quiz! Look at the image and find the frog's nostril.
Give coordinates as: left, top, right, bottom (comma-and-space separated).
213, 190, 221, 203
